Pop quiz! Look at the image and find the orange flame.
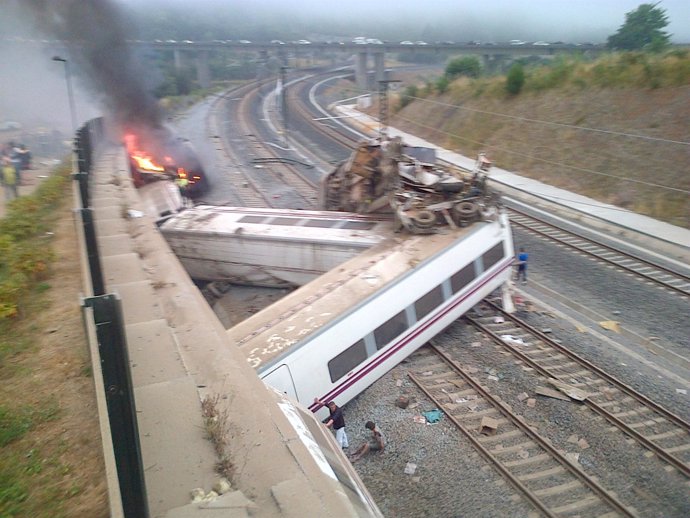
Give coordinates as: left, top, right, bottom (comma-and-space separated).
124, 133, 165, 172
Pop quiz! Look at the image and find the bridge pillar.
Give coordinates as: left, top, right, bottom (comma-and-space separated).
373, 52, 386, 84
173, 49, 185, 70
196, 50, 211, 89
482, 53, 509, 73
355, 51, 368, 91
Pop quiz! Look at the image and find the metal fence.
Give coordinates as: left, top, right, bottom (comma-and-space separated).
74, 119, 149, 518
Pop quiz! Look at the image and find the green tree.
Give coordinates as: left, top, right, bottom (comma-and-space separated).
445, 56, 482, 79
607, 3, 670, 51
505, 63, 525, 95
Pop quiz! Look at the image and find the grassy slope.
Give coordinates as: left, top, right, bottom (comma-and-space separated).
390, 53, 690, 228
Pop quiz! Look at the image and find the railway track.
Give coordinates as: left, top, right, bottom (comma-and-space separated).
409, 343, 636, 518
207, 80, 319, 208
465, 299, 690, 479
507, 207, 690, 298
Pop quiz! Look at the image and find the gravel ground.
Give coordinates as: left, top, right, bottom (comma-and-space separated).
341, 305, 689, 517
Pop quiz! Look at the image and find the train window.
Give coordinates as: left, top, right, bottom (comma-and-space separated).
271, 217, 302, 226
450, 263, 475, 293
414, 284, 444, 321
238, 215, 268, 224
303, 219, 339, 228
482, 242, 504, 271
374, 310, 409, 350
328, 339, 368, 382
340, 221, 376, 230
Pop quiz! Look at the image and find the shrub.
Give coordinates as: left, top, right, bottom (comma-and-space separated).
445, 56, 482, 79
506, 63, 525, 95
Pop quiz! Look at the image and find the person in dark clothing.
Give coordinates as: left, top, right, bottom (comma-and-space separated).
516, 247, 529, 284
314, 397, 349, 449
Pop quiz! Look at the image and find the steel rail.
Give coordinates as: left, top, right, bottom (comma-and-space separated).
409, 343, 636, 518
468, 300, 690, 478
507, 207, 690, 297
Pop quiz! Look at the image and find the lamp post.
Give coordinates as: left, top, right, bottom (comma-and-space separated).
280, 66, 289, 147
52, 56, 78, 132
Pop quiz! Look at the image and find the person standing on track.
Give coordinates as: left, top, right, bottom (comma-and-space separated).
516, 247, 529, 284
314, 398, 349, 450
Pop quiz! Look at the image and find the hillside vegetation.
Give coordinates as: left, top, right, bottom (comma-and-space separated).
390, 50, 690, 228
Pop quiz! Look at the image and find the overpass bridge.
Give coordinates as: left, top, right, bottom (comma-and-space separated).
134, 40, 604, 90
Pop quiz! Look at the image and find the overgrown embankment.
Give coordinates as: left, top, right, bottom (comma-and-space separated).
391, 51, 690, 228
0, 164, 107, 518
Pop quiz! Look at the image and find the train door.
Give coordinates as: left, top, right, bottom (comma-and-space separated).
261, 364, 298, 402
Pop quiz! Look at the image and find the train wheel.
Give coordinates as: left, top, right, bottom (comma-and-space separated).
452, 201, 479, 225
412, 210, 436, 228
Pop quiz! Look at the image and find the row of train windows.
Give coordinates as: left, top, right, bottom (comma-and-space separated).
238, 215, 376, 230
327, 241, 505, 382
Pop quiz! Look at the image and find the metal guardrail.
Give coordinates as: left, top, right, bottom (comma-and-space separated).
74, 118, 150, 518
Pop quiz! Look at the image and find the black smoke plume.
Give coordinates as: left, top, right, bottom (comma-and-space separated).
12, 0, 165, 142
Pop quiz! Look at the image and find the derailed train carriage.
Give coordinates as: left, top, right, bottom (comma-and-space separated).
227, 208, 514, 419
147, 136, 514, 422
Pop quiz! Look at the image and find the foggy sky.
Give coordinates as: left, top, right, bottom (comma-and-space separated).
119, 0, 690, 43
1, 0, 689, 139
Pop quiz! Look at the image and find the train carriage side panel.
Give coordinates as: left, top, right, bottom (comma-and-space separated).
232, 212, 514, 417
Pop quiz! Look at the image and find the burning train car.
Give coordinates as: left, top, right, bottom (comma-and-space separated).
125, 131, 208, 197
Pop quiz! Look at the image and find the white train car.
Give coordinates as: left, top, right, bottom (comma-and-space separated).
160, 205, 395, 287
228, 210, 514, 418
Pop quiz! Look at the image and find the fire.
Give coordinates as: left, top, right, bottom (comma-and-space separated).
124, 133, 165, 172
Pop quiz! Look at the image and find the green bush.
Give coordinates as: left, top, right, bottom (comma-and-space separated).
0, 161, 69, 322
445, 56, 482, 79
506, 63, 525, 95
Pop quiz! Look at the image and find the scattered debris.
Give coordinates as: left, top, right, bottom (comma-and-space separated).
396, 379, 404, 387
578, 438, 590, 450
676, 389, 687, 395
599, 320, 621, 333
576, 325, 587, 333
612, 310, 621, 315
541, 328, 552, 334
413, 415, 426, 424
396, 396, 410, 409
535, 386, 571, 401
423, 409, 443, 424
479, 416, 499, 436
526, 398, 536, 408
500, 335, 526, 346
567, 434, 579, 444
494, 316, 505, 324
213, 478, 232, 495
517, 392, 529, 402
547, 379, 590, 401
127, 209, 145, 218
404, 462, 418, 475
518, 450, 530, 459
471, 341, 482, 347
487, 375, 499, 381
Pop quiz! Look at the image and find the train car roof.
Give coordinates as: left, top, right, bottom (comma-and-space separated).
229, 221, 489, 370
161, 205, 396, 246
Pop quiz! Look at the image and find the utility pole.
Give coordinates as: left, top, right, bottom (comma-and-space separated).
280, 66, 289, 147
377, 79, 400, 140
